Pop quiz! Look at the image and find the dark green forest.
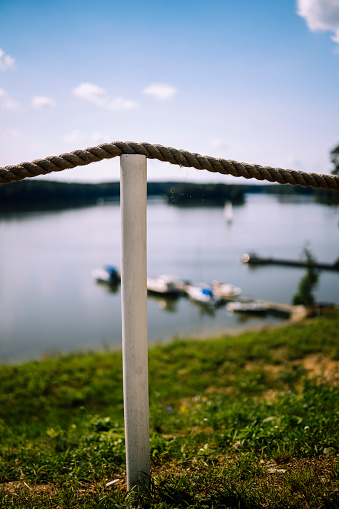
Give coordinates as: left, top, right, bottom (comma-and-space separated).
0, 179, 338, 212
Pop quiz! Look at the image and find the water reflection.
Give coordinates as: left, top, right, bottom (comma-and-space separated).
147, 294, 179, 312
95, 280, 120, 294
189, 299, 217, 317
0, 195, 338, 364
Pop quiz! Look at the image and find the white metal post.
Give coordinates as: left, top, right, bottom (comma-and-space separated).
120, 154, 150, 491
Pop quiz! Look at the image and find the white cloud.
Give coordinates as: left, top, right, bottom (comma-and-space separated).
72, 82, 139, 110
143, 82, 177, 100
286, 157, 305, 171
297, 0, 339, 45
64, 130, 112, 145
64, 129, 87, 144
73, 82, 107, 105
0, 127, 23, 138
0, 48, 15, 71
0, 88, 19, 110
31, 96, 56, 109
90, 132, 112, 144
209, 139, 228, 150
107, 97, 139, 110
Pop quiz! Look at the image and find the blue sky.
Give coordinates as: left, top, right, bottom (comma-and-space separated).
1, 0, 339, 183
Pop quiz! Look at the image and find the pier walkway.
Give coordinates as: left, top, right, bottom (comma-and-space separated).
242, 253, 339, 272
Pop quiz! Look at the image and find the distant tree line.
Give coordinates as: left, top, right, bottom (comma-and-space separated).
165, 183, 245, 205
0, 178, 338, 212
0, 180, 246, 211
249, 183, 339, 205
0, 180, 120, 212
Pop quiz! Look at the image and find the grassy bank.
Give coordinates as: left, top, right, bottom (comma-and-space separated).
0, 310, 338, 508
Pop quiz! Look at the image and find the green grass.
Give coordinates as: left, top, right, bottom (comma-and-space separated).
0, 310, 338, 507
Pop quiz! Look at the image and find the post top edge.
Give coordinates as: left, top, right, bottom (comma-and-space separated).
120, 154, 147, 159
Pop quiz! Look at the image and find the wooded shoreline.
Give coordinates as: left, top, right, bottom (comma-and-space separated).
0, 179, 338, 212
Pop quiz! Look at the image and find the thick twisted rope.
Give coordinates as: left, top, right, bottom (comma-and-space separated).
0, 141, 338, 190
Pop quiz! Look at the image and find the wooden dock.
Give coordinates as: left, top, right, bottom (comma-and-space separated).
254, 299, 308, 321
241, 253, 339, 272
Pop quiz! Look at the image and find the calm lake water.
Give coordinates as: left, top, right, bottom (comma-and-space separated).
0, 194, 338, 364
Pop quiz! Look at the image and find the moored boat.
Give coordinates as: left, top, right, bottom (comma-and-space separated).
185, 283, 220, 306
212, 281, 241, 300
147, 275, 182, 297
92, 265, 121, 285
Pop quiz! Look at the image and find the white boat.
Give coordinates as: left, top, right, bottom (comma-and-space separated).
224, 201, 233, 223
212, 281, 241, 300
226, 300, 268, 314
147, 275, 182, 297
185, 283, 219, 306
92, 265, 120, 285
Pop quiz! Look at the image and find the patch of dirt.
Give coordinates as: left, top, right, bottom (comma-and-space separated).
1, 478, 126, 498
300, 354, 339, 382
244, 362, 282, 375
0, 481, 56, 496
250, 353, 339, 382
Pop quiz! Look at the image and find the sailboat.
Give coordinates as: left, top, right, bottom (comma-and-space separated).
224, 201, 233, 223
